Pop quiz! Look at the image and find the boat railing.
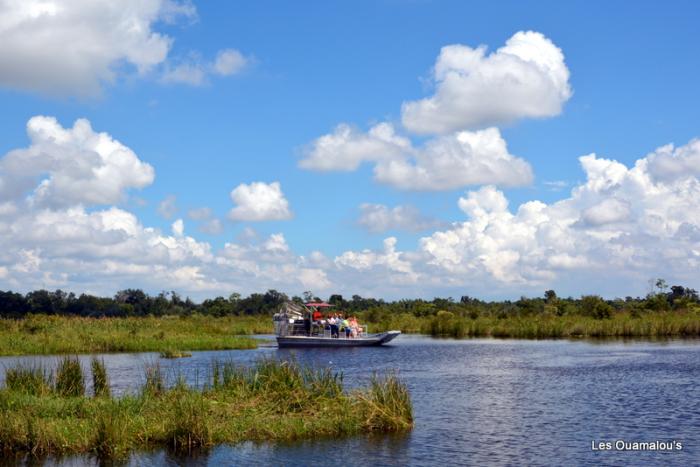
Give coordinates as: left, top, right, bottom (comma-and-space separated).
317, 322, 368, 339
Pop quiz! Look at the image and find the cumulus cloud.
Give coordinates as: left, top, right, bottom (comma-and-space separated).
580, 198, 631, 226
161, 48, 249, 86
416, 138, 700, 291
358, 203, 443, 233
0, 116, 154, 208
228, 182, 293, 222
301, 123, 532, 190
402, 31, 572, 134
299, 122, 411, 171
335, 237, 418, 286
646, 139, 700, 182
0, 0, 197, 96
2, 116, 699, 300
374, 127, 533, 190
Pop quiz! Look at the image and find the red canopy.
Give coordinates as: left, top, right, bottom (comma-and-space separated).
305, 302, 334, 308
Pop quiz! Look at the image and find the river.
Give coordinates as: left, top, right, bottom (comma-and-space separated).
1, 335, 698, 466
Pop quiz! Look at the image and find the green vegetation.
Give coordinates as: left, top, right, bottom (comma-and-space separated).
1, 280, 699, 354
401, 310, 700, 339
0, 315, 261, 356
159, 349, 193, 359
349, 284, 700, 339
4, 364, 52, 396
55, 356, 84, 397
91, 358, 110, 398
0, 359, 413, 459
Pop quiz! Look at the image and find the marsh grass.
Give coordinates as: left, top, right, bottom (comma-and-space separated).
360, 373, 413, 431
55, 356, 84, 397
361, 310, 700, 339
160, 349, 192, 359
0, 358, 413, 459
144, 363, 165, 397
4, 364, 52, 396
0, 314, 264, 356
91, 358, 109, 398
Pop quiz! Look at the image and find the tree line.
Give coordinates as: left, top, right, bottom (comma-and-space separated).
0, 279, 697, 319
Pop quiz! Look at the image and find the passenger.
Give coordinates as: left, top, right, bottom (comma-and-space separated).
349, 316, 360, 338
328, 314, 339, 338
341, 316, 351, 338
312, 308, 323, 323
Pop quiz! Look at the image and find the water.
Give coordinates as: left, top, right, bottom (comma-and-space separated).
2, 335, 699, 466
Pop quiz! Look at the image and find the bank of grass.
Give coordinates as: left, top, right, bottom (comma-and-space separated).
364, 310, 700, 339
0, 358, 413, 459
0, 315, 268, 356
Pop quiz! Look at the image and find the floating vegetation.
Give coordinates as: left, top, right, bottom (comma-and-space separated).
159, 349, 193, 359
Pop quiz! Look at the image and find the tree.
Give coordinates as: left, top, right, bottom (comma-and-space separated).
328, 294, 345, 306
302, 291, 315, 303
0, 290, 29, 317
580, 295, 613, 319
655, 278, 668, 295
544, 290, 557, 303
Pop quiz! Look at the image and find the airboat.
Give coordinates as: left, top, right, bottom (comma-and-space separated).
273, 301, 400, 348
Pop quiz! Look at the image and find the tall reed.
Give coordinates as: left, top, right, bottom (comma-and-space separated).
3, 363, 52, 396
143, 362, 164, 396
91, 357, 110, 398
55, 356, 84, 397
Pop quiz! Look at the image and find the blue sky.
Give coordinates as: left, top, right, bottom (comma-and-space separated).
0, 0, 699, 300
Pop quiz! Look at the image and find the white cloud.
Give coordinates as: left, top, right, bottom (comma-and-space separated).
0, 116, 154, 208
171, 218, 184, 236
580, 198, 631, 226
374, 127, 533, 190
646, 139, 700, 182
161, 59, 207, 86
213, 49, 248, 76
335, 237, 418, 286
402, 31, 572, 134
0, 0, 196, 96
158, 195, 178, 219
299, 122, 411, 171
358, 203, 442, 233
415, 138, 700, 292
2, 117, 699, 300
228, 182, 292, 222
161, 48, 249, 86
301, 123, 533, 190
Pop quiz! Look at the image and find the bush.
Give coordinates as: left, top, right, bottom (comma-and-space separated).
580, 296, 613, 319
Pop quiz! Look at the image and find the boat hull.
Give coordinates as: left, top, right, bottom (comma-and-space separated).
276, 330, 400, 348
